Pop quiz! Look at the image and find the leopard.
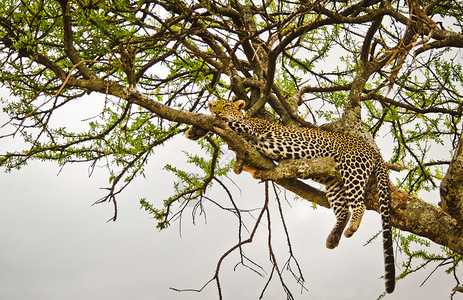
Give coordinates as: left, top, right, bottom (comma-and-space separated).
186, 99, 395, 293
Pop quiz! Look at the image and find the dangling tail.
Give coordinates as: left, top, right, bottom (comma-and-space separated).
376, 160, 395, 293
382, 213, 395, 293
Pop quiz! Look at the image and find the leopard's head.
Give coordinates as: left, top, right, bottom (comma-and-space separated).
208, 99, 246, 122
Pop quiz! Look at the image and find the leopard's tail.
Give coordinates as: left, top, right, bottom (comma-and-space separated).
375, 159, 395, 294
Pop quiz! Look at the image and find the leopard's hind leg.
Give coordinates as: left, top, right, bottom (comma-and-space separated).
324, 180, 350, 249
344, 200, 365, 238
343, 169, 370, 238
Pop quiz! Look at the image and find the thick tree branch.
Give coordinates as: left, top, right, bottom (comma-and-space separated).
375, 185, 463, 255
58, 0, 95, 79
364, 93, 463, 117
440, 133, 463, 224
253, 157, 341, 182
360, 8, 384, 63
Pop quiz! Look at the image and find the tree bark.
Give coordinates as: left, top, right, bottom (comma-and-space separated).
440, 133, 463, 224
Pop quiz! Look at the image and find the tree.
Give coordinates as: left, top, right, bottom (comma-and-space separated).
1, 0, 463, 298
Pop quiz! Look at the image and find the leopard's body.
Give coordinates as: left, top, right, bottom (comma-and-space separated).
187, 99, 395, 293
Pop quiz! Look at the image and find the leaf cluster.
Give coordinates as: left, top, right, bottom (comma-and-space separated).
397, 232, 462, 291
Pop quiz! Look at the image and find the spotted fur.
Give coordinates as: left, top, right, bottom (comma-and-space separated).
197, 99, 395, 293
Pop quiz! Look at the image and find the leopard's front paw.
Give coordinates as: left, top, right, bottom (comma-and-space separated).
233, 158, 245, 174
185, 126, 209, 140
242, 164, 258, 178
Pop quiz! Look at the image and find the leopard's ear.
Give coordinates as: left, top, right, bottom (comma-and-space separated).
234, 99, 246, 111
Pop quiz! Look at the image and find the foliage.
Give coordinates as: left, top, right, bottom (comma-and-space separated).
1, 0, 463, 298
397, 233, 463, 291
140, 136, 233, 229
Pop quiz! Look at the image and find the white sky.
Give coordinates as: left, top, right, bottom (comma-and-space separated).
0, 131, 461, 300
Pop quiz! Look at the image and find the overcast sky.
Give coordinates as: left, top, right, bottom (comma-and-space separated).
0, 90, 461, 300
